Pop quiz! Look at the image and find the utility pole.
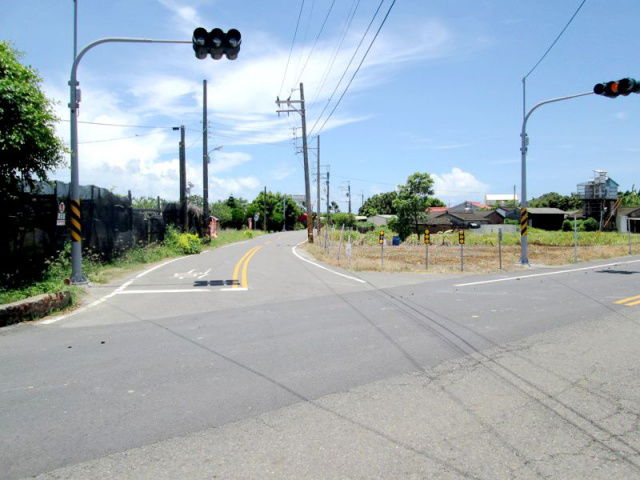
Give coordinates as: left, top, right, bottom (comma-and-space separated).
348, 181, 351, 214
326, 166, 330, 219
276, 83, 313, 243
263, 186, 267, 231
203, 80, 209, 220
177, 125, 188, 232
282, 195, 287, 232
317, 135, 321, 236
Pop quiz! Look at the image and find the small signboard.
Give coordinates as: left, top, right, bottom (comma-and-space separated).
56, 202, 66, 226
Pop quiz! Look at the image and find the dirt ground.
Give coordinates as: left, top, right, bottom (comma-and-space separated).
303, 242, 637, 275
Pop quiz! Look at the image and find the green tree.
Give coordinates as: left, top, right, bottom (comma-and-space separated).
132, 196, 163, 209
0, 42, 65, 195
528, 192, 581, 212
248, 191, 303, 231
358, 191, 398, 216
226, 195, 249, 229
209, 201, 232, 226
619, 189, 640, 207
392, 172, 436, 241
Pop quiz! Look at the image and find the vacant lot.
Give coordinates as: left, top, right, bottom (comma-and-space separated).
304, 230, 639, 274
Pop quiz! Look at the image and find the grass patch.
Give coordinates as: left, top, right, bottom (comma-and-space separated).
307, 228, 640, 274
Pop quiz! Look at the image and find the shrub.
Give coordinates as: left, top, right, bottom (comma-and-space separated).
164, 226, 202, 255
582, 217, 598, 232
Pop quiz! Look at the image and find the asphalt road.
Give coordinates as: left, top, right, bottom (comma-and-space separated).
2, 230, 640, 479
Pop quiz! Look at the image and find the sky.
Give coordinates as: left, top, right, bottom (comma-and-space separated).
3, 0, 640, 212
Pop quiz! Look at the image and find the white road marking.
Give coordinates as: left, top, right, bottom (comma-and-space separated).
454, 259, 640, 287
292, 241, 366, 284
197, 269, 211, 280
115, 289, 210, 294
40, 257, 190, 325
221, 287, 248, 292
136, 257, 182, 278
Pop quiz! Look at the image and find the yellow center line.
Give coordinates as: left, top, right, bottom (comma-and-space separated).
615, 294, 640, 304
232, 246, 260, 288
240, 246, 263, 288
625, 300, 640, 306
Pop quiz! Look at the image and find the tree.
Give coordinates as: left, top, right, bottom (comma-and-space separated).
248, 191, 303, 232
132, 196, 163, 209
0, 42, 65, 195
226, 195, 249, 229
619, 189, 640, 207
330, 201, 340, 214
392, 172, 436, 241
209, 201, 232, 226
528, 192, 581, 212
188, 194, 204, 209
358, 191, 398, 216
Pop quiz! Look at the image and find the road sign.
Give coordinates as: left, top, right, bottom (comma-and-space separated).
56, 202, 66, 226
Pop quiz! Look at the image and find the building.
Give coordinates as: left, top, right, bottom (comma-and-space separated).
576, 170, 619, 224
484, 194, 519, 207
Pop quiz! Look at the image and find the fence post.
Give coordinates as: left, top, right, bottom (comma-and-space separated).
498, 228, 503, 269
337, 224, 345, 260
574, 215, 578, 263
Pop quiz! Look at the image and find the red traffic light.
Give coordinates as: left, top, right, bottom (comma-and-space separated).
593, 81, 619, 98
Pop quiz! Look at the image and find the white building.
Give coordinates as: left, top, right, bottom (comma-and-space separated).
484, 194, 518, 206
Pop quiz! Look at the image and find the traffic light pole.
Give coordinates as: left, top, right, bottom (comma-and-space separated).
519, 90, 593, 265
68, 37, 190, 284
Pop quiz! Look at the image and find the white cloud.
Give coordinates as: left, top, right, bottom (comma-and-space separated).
432, 167, 489, 203
208, 151, 251, 174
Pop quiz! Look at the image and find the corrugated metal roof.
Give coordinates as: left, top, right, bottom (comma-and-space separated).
527, 208, 567, 214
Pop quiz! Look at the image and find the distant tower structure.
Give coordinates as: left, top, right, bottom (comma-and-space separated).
576, 170, 619, 229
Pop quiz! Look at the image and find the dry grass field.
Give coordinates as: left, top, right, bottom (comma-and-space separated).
303, 230, 639, 275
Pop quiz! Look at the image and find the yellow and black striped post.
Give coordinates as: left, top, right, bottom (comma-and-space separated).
520, 207, 528, 237
69, 199, 82, 243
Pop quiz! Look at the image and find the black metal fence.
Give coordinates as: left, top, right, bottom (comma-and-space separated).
1, 181, 185, 287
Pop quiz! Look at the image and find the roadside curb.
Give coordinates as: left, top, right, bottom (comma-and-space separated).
0, 292, 72, 327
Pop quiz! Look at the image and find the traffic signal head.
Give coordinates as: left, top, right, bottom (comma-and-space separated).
192, 28, 242, 60
192, 27, 208, 59
617, 78, 640, 96
225, 29, 242, 60
594, 78, 640, 98
593, 80, 619, 98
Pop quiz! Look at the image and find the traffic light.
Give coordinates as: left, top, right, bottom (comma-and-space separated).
379, 231, 384, 244
424, 230, 430, 244
593, 81, 619, 98
594, 78, 640, 98
458, 230, 465, 244
192, 28, 242, 60
618, 78, 640, 96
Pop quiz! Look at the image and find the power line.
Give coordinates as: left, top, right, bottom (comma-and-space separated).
308, 0, 386, 136
312, 0, 397, 136
279, 0, 306, 97
76, 131, 163, 144
524, 0, 588, 79
290, 0, 317, 93
294, 0, 337, 87
60, 119, 177, 129
310, 0, 362, 106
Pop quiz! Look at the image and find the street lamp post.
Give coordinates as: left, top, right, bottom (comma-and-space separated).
519, 91, 593, 265
68, 37, 190, 284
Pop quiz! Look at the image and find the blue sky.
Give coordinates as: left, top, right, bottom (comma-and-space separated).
3, 0, 640, 211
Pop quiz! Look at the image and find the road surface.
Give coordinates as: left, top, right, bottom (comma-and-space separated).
2, 230, 640, 479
